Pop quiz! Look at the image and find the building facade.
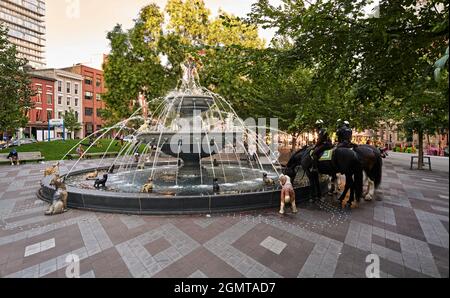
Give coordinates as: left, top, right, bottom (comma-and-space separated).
31, 68, 84, 139
0, 0, 46, 68
25, 72, 56, 141
62, 64, 106, 137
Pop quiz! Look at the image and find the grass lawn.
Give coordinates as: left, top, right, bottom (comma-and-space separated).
0, 139, 127, 161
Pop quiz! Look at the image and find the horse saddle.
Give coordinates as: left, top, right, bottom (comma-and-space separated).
308, 148, 334, 161
319, 149, 334, 161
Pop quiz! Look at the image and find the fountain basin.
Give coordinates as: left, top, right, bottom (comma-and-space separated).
38, 165, 328, 215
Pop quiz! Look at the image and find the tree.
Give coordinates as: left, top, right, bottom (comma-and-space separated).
250, 0, 449, 162
0, 24, 34, 135
63, 108, 81, 139
103, 0, 265, 121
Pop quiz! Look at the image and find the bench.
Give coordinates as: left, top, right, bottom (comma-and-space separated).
0, 151, 44, 165
410, 156, 432, 171
67, 152, 120, 160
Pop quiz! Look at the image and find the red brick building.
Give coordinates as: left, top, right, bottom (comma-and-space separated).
62, 64, 106, 137
25, 72, 56, 141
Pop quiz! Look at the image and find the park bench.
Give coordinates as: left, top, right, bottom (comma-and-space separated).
410, 155, 432, 171
0, 151, 44, 165
67, 152, 120, 160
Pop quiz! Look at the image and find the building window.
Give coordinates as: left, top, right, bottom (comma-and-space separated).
96, 78, 102, 88
58, 111, 63, 119
74, 98, 79, 107
57, 95, 62, 105
67, 96, 71, 106
74, 83, 79, 95
36, 85, 42, 102
85, 92, 93, 100
57, 81, 62, 92
86, 124, 94, 134
36, 110, 42, 122
85, 77, 93, 85
46, 94, 53, 105
47, 110, 53, 122
66, 82, 71, 93
96, 94, 101, 101
75, 111, 79, 122
85, 108, 93, 116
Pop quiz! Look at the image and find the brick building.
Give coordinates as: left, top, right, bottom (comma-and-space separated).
25, 72, 56, 141
31, 68, 84, 139
62, 64, 105, 137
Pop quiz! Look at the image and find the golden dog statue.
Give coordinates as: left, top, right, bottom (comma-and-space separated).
45, 175, 68, 216
142, 178, 154, 193
44, 162, 60, 177
85, 170, 99, 180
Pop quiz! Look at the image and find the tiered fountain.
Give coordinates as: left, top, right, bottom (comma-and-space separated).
38, 60, 327, 214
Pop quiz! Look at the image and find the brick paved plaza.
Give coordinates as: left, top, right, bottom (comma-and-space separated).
0, 153, 448, 278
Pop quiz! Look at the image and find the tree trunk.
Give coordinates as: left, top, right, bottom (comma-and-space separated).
292, 134, 297, 151
418, 130, 424, 170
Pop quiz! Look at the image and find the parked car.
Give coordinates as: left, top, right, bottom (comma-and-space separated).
444, 146, 449, 157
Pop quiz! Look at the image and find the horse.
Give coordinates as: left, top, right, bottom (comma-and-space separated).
353, 145, 383, 201
283, 146, 364, 209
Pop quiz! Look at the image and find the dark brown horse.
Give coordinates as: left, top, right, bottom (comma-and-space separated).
353, 145, 383, 201
283, 146, 364, 209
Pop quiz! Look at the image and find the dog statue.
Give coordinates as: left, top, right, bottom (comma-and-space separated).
94, 174, 108, 189
213, 178, 220, 194
85, 170, 99, 180
45, 175, 68, 216
263, 173, 275, 186
142, 178, 154, 193
44, 162, 60, 177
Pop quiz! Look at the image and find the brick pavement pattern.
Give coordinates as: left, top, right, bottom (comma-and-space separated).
0, 156, 448, 278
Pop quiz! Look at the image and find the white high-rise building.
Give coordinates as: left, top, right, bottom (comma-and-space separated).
0, 0, 46, 68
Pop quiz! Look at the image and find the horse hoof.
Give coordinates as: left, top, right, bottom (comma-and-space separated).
364, 195, 373, 201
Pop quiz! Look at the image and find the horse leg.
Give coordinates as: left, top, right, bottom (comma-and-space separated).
314, 172, 322, 201
365, 179, 375, 201
338, 174, 353, 209
362, 172, 369, 198
333, 174, 341, 194
329, 174, 337, 195
346, 174, 355, 210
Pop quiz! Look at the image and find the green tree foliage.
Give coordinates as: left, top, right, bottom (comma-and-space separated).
250, 0, 448, 162
63, 108, 82, 139
0, 25, 34, 134
103, 0, 264, 121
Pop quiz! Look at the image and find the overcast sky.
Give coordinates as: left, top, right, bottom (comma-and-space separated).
45, 0, 280, 69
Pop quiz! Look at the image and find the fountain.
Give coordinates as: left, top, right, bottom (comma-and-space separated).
37, 59, 328, 214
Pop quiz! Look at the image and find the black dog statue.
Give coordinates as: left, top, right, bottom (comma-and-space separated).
94, 174, 108, 189
213, 178, 220, 194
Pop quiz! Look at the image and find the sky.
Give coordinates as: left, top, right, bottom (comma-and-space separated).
45, 0, 280, 69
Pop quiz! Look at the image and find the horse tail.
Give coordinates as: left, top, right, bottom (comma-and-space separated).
369, 153, 383, 188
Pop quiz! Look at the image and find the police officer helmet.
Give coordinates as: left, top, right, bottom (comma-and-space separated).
343, 121, 350, 128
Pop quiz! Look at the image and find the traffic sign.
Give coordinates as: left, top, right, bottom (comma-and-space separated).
49, 119, 64, 126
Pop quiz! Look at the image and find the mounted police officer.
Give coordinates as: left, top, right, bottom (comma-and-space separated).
311, 120, 333, 173
336, 119, 353, 148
